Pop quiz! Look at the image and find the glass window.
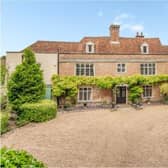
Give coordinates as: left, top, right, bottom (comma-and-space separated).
86, 43, 95, 53
140, 63, 155, 75
117, 63, 126, 73
143, 86, 152, 98
76, 64, 94, 76
141, 43, 149, 54
78, 88, 92, 102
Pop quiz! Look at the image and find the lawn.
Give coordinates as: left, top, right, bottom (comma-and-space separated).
1, 105, 168, 167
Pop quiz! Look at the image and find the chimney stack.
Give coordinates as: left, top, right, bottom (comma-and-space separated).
136, 32, 144, 38
109, 24, 120, 42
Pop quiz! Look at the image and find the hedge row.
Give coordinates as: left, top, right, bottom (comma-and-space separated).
0, 147, 46, 168
17, 99, 57, 126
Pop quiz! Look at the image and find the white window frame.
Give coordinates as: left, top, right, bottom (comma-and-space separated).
75, 63, 95, 76
78, 87, 92, 102
143, 85, 152, 98
117, 63, 126, 73
140, 63, 156, 75
86, 42, 95, 53
141, 42, 149, 54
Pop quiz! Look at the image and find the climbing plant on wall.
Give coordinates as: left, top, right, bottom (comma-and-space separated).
52, 74, 168, 104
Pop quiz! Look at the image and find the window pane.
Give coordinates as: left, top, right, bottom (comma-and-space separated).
88, 45, 92, 52
122, 64, 125, 72
78, 88, 92, 101
143, 86, 152, 97
143, 46, 147, 53
81, 64, 84, 75
76, 64, 80, 75
79, 88, 83, 100
140, 64, 144, 74
117, 64, 121, 72
87, 88, 91, 100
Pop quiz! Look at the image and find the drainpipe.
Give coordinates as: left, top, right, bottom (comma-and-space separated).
57, 48, 60, 106
57, 48, 60, 75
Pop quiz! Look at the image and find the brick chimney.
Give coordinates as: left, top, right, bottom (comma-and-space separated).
109, 24, 120, 42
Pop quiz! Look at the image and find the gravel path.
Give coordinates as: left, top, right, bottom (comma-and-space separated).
1, 105, 168, 167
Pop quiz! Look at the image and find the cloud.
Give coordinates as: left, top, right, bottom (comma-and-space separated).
130, 24, 144, 32
121, 24, 144, 32
112, 13, 145, 33
113, 13, 132, 24
97, 10, 103, 17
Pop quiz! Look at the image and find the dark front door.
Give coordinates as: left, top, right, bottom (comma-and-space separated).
116, 86, 126, 104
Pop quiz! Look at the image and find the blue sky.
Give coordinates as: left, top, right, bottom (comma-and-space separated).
1, 0, 168, 56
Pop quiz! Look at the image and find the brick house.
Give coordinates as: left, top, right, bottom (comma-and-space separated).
6, 24, 168, 104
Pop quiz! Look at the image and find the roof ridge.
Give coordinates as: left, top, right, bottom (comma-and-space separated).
36, 40, 80, 43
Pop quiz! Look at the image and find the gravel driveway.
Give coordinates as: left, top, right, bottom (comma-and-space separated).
1, 105, 168, 167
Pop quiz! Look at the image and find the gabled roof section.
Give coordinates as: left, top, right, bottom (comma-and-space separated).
24, 27, 168, 55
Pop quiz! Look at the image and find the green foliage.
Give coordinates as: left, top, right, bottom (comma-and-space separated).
160, 83, 168, 95
0, 112, 9, 134
160, 83, 168, 102
128, 86, 143, 104
0, 64, 7, 85
0, 95, 7, 110
7, 49, 45, 112
0, 147, 46, 168
17, 100, 57, 126
52, 74, 168, 101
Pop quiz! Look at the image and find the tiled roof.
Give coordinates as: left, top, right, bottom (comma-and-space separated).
27, 36, 168, 54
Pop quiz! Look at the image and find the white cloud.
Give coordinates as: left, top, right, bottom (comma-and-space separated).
130, 24, 144, 32
112, 13, 145, 33
113, 13, 131, 24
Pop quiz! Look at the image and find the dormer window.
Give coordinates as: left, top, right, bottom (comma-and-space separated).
86, 42, 95, 53
141, 42, 149, 54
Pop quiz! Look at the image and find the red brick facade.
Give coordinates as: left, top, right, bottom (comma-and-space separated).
28, 24, 168, 104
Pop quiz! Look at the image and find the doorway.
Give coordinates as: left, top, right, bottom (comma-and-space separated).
116, 86, 126, 104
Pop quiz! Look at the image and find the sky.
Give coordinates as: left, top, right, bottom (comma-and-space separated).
1, 0, 168, 56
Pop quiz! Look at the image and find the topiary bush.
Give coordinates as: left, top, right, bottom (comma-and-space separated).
0, 147, 46, 168
0, 112, 9, 134
7, 49, 45, 113
17, 100, 57, 126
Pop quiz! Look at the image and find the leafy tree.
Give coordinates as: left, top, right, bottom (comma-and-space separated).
7, 49, 45, 112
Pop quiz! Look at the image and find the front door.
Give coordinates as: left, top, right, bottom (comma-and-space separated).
116, 86, 126, 104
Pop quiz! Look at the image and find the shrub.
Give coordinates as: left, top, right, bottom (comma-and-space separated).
128, 86, 143, 104
0, 95, 7, 110
0, 112, 9, 134
7, 49, 45, 113
0, 147, 46, 168
0, 64, 7, 85
160, 83, 168, 103
17, 100, 57, 125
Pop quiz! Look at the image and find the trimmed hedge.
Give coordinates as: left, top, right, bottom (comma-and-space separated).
17, 100, 57, 125
0, 112, 9, 134
0, 147, 46, 168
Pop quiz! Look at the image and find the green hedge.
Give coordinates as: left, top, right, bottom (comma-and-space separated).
0, 147, 46, 168
0, 112, 9, 134
17, 100, 57, 125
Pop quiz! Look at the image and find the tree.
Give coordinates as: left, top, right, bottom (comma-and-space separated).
7, 49, 45, 112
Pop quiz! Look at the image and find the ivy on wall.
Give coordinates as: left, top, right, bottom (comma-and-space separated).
52, 74, 168, 101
